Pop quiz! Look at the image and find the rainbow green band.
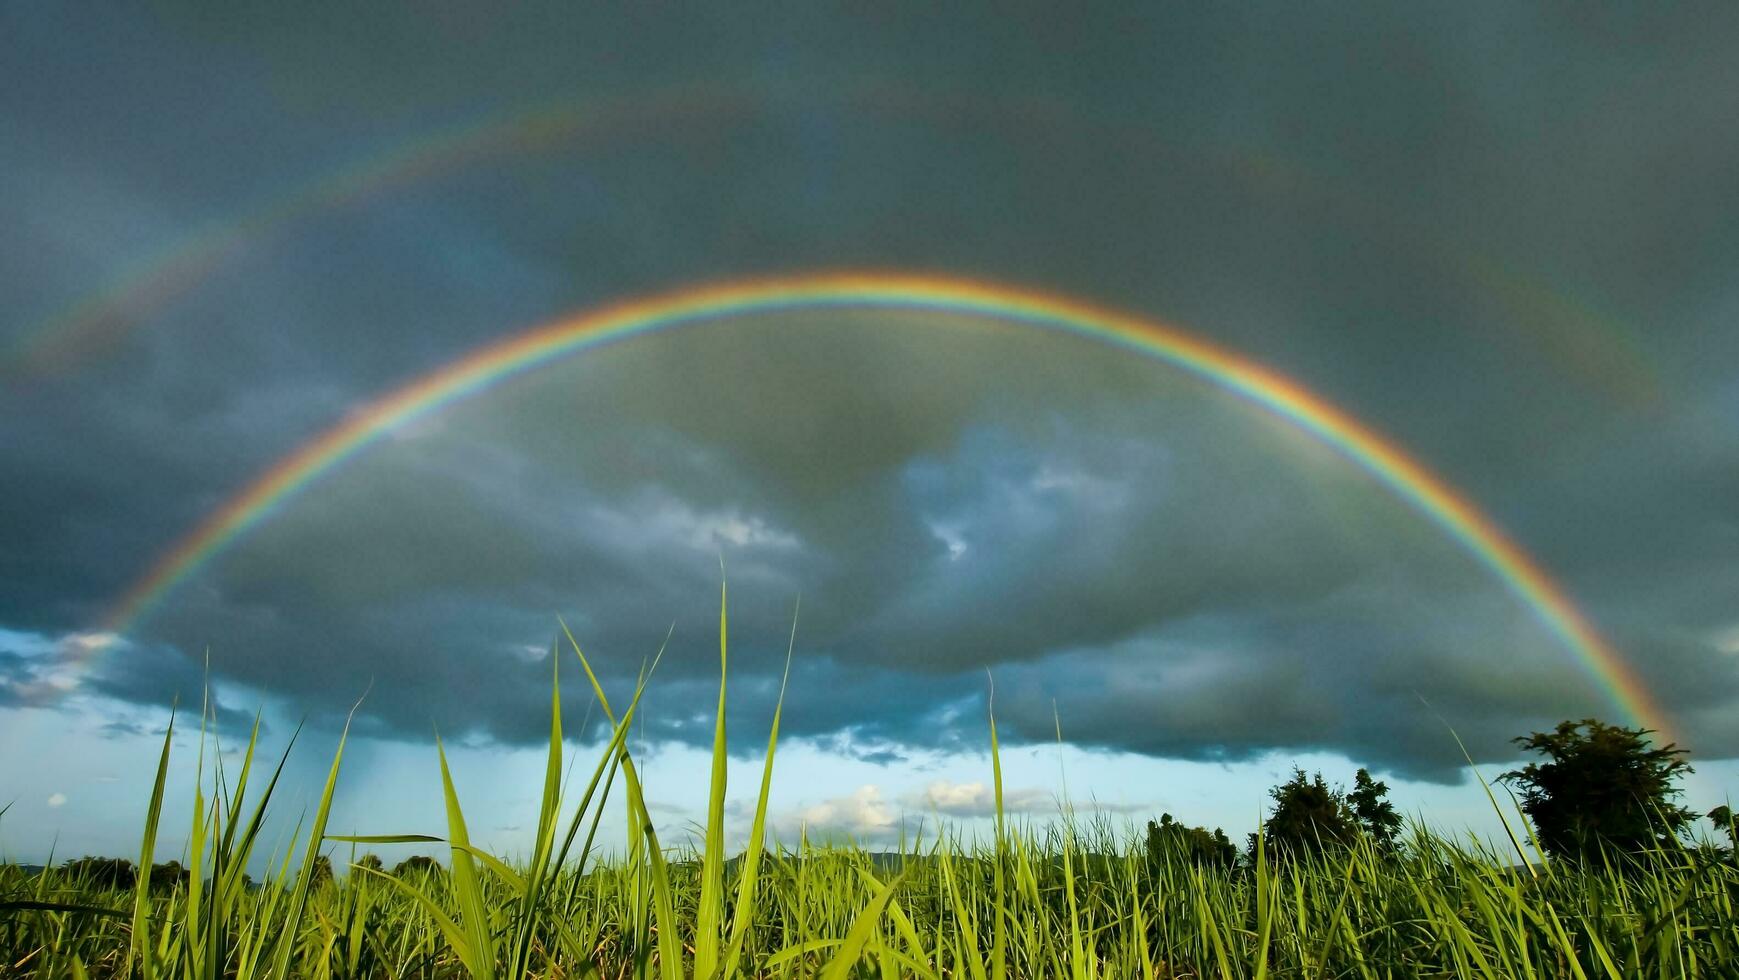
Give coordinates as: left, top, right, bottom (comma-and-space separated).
97, 272, 1671, 741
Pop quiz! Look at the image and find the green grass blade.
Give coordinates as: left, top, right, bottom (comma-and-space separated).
622, 752, 683, 980
722, 598, 798, 979
694, 573, 730, 980
269, 697, 360, 980
325, 834, 445, 845
509, 648, 566, 978
130, 704, 175, 980
355, 865, 479, 971
0, 900, 132, 919
560, 619, 680, 980
819, 871, 905, 980
437, 735, 499, 980
987, 670, 1007, 980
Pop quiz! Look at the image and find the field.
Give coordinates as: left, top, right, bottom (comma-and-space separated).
3, 619, 1735, 979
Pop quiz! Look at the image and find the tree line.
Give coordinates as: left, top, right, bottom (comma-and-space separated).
1147, 718, 1734, 867
56, 852, 443, 891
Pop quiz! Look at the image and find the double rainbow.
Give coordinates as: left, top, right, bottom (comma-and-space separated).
97, 272, 1671, 740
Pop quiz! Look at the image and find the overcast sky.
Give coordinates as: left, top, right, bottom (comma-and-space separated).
3, 3, 1738, 862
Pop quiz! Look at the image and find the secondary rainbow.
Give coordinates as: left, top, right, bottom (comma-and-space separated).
96, 272, 1673, 741
6, 83, 1659, 404
2, 81, 754, 376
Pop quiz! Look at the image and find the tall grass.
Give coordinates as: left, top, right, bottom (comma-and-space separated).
3, 595, 1734, 977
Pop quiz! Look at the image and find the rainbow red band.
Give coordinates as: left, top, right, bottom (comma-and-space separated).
96, 272, 1672, 742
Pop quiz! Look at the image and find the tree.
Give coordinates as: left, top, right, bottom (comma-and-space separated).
393, 854, 442, 877
61, 856, 135, 890
149, 861, 189, 892
309, 854, 335, 889
1502, 718, 1693, 860
1348, 768, 1403, 846
1145, 813, 1238, 870
354, 853, 385, 874
1708, 805, 1735, 850
1254, 769, 1360, 857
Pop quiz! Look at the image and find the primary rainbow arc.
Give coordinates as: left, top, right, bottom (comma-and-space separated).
96, 272, 1672, 742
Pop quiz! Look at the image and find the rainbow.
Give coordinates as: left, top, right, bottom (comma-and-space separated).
96, 272, 1671, 740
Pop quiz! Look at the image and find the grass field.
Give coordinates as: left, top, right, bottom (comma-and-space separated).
3, 605, 1735, 978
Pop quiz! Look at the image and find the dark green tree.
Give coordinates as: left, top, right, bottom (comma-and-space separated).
1253, 769, 1359, 856
1502, 718, 1693, 860
61, 856, 135, 890
148, 860, 189, 892
1348, 768, 1403, 846
309, 854, 335, 888
354, 853, 385, 874
393, 854, 442, 877
1708, 805, 1734, 849
1145, 813, 1238, 870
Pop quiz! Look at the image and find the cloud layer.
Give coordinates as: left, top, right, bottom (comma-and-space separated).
3, 4, 1737, 783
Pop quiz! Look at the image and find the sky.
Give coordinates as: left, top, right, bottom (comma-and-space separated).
3, 3, 1738, 864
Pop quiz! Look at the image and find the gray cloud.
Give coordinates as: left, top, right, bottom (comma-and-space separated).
0, 650, 41, 707
3, 3, 1737, 781
82, 643, 267, 739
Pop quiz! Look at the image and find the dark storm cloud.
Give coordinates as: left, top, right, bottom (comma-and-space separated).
0, 650, 39, 707
96, 719, 160, 741
3, 3, 1738, 778
82, 643, 266, 737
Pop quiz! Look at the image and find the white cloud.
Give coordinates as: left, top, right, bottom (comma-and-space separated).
904, 779, 1057, 817
698, 514, 797, 550
637, 494, 801, 553
925, 520, 970, 560
903, 779, 1150, 819
580, 491, 802, 562
46, 793, 66, 808
1029, 463, 1131, 512
0, 626, 121, 698
785, 785, 901, 841
775, 780, 1149, 844
59, 632, 125, 656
